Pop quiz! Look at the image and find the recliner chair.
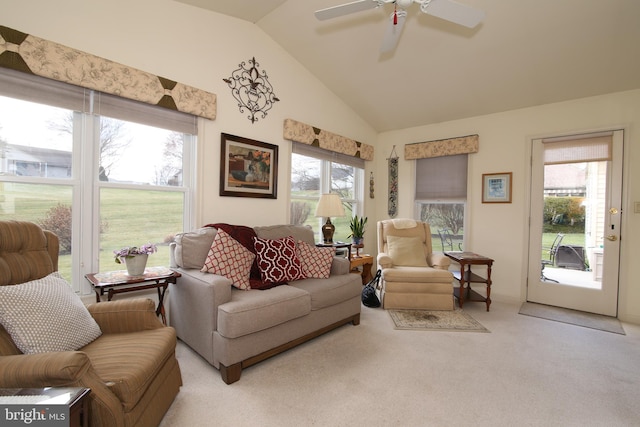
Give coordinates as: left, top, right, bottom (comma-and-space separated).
377, 219, 454, 310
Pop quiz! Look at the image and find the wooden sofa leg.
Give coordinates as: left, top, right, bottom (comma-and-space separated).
352, 313, 361, 325
220, 363, 242, 384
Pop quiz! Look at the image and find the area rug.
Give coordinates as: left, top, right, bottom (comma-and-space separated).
388, 308, 489, 332
519, 302, 625, 335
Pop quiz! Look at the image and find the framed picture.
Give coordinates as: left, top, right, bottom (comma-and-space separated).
482, 172, 512, 203
220, 133, 278, 198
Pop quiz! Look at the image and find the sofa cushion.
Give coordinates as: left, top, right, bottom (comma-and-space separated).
217, 286, 311, 338
81, 327, 177, 411
382, 266, 453, 283
296, 240, 335, 279
253, 236, 306, 286
289, 274, 362, 310
174, 227, 217, 269
386, 235, 429, 267
201, 229, 255, 290
0, 272, 102, 354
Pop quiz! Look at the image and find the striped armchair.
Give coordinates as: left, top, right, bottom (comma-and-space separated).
0, 220, 182, 427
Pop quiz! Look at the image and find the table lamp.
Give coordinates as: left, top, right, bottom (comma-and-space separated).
315, 193, 345, 244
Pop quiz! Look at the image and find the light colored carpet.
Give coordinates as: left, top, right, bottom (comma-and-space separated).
519, 302, 625, 335
160, 302, 640, 427
388, 308, 489, 332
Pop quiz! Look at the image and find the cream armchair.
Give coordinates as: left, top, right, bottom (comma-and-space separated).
377, 219, 454, 310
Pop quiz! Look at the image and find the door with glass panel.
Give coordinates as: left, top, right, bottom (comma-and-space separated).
527, 131, 623, 316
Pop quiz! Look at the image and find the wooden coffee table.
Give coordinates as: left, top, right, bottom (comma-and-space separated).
85, 266, 180, 325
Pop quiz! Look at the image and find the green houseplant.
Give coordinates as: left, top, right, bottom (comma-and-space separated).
347, 215, 368, 245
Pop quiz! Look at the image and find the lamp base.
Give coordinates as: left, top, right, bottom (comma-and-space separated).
321, 218, 335, 244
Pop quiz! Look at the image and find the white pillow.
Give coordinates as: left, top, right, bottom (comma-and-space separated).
0, 272, 102, 354
386, 235, 429, 267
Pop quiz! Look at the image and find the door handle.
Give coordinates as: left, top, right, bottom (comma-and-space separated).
609, 208, 619, 215
605, 235, 618, 241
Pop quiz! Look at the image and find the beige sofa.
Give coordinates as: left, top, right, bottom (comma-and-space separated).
168, 224, 362, 384
0, 220, 182, 427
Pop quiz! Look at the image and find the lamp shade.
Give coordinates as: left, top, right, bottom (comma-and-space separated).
315, 193, 345, 218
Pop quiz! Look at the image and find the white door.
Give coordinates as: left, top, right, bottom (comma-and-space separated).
527, 130, 623, 316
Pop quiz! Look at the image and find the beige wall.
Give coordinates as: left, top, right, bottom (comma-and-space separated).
4, 1, 639, 322
377, 90, 640, 323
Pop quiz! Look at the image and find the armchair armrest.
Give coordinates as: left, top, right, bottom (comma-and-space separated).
0, 352, 127, 427
377, 252, 393, 269
429, 253, 451, 270
0, 352, 91, 387
88, 298, 164, 334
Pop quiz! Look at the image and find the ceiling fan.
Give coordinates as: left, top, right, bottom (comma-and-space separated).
314, 0, 485, 53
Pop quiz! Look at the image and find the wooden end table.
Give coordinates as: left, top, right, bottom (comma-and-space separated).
350, 255, 373, 285
85, 266, 180, 325
444, 251, 494, 311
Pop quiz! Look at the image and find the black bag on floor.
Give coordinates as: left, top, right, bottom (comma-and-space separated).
362, 270, 381, 308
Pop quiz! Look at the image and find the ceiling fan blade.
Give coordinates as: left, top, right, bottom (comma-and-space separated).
315, 0, 380, 21
380, 11, 407, 53
421, 0, 485, 28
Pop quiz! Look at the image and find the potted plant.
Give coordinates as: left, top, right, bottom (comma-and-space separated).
347, 215, 367, 246
114, 243, 157, 276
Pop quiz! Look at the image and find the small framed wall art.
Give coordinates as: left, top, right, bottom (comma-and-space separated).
482, 172, 512, 203
220, 133, 278, 199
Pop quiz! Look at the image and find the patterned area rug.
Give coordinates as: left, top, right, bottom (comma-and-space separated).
519, 302, 625, 335
388, 308, 489, 332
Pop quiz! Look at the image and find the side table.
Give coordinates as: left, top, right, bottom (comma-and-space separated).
350, 255, 373, 285
316, 242, 352, 259
444, 251, 494, 311
0, 387, 90, 427
85, 266, 180, 325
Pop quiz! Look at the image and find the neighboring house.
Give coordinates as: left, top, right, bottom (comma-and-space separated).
2, 143, 71, 178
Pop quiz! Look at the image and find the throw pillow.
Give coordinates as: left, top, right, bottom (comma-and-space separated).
253, 236, 306, 286
201, 229, 255, 290
0, 272, 102, 354
386, 235, 429, 267
296, 240, 335, 279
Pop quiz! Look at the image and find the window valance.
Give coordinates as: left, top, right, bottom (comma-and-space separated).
283, 118, 374, 161
0, 25, 216, 120
405, 134, 479, 159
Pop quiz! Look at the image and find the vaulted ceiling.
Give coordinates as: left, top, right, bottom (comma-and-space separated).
174, 0, 640, 132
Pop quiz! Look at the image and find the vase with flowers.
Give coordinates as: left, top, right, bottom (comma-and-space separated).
114, 243, 157, 276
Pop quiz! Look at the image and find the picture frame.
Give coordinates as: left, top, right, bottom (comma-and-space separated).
482, 172, 512, 203
220, 133, 278, 199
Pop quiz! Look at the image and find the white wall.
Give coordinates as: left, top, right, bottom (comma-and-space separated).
1, 0, 378, 231
376, 89, 640, 323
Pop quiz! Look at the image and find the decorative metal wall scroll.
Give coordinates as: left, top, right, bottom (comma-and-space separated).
388, 146, 399, 218
223, 57, 279, 124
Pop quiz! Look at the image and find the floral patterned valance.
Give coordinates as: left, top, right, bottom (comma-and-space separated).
283, 118, 374, 161
0, 25, 216, 120
405, 134, 479, 159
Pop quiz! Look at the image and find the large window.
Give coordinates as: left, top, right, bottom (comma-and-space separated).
290, 143, 364, 243
415, 154, 468, 252
0, 69, 196, 293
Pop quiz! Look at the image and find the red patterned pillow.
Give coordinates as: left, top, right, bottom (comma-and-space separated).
253, 236, 306, 286
201, 229, 255, 290
296, 240, 335, 279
